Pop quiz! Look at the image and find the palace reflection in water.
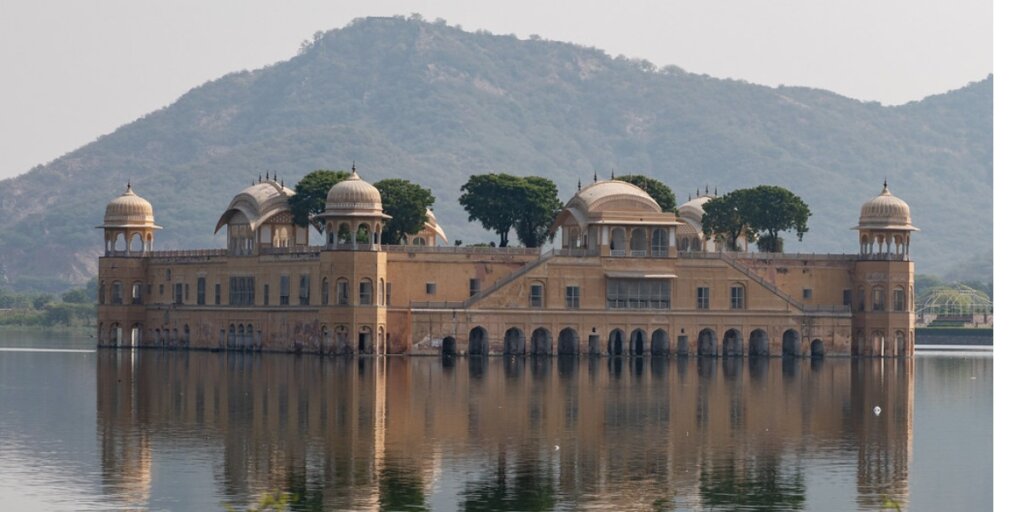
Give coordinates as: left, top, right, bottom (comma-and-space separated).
96, 353, 914, 511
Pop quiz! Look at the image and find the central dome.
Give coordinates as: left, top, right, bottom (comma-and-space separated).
572, 180, 661, 214
326, 171, 383, 212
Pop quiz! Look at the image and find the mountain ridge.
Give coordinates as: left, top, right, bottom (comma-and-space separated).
0, 16, 992, 290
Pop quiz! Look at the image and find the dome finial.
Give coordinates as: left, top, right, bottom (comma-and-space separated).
714, 186, 718, 196
577, 178, 581, 192
705, 184, 709, 194
593, 170, 597, 183
611, 169, 615, 179
273, 172, 277, 182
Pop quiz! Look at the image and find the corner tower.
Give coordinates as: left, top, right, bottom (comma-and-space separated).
852, 181, 918, 357
96, 183, 159, 347
317, 167, 392, 355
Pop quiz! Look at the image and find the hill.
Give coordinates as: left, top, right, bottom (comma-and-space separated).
0, 16, 992, 291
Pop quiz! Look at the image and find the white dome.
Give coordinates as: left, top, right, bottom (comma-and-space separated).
101, 184, 158, 228
858, 182, 916, 230
325, 171, 383, 213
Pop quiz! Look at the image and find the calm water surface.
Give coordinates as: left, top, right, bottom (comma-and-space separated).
0, 331, 992, 511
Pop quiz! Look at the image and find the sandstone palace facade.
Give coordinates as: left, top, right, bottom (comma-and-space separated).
96, 172, 917, 358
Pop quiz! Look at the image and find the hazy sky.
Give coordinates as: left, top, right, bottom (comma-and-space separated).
0, 0, 992, 180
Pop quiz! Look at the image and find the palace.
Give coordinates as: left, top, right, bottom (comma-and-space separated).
96, 171, 917, 357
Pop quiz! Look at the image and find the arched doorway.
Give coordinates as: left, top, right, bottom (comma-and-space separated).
896, 331, 907, 357
811, 339, 825, 358
870, 331, 884, 357
441, 336, 456, 356
531, 328, 551, 356
783, 329, 800, 357
359, 327, 373, 355
650, 329, 669, 356
468, 326, 489, 356
630, 328, 646, 355
607, 329, 625, 356
748, 329, 769, 357
697, 328, 717, 357
335, 326, 351, 355
557, 328, 579, 355
722, 329, 743, 357
503, 328, 525, 355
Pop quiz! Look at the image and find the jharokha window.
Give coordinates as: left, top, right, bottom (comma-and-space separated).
872, 286, 885, 312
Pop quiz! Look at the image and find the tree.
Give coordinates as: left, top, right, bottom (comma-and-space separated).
744, 185, 811, 253
701, 190, 754, 251
617, 174, 678, 212
512, 176, 562, 248
458, 173, 523, 247
375, 179, 436, 245
62, 288, 90, 304
287, 170, 349, 230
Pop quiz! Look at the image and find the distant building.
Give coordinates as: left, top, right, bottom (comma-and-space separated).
96, 173, 917, 357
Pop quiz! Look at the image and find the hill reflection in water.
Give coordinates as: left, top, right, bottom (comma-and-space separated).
96, 353, 916, 511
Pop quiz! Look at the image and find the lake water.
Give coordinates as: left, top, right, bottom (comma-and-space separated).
0, 331, 992, 511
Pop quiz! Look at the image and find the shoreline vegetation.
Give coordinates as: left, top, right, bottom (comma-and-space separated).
0, 278, 96, 329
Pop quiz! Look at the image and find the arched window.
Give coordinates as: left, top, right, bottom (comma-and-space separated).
629, 228, 647, 256
610, 228, 626, 254
337, 279, 349, 305
359, 278, 373, 305
680, 237, 690, 252
872, 286, 886, 312
379, 278, 385, 306
357, 224, 371, 244
691, 236, 702, 252
111, 281, 123, 305
338, 224, 352, 244
412, 236, 426, 246
321, 277, 329, 305
131, 282, 143, 304
893, 286, 906, 312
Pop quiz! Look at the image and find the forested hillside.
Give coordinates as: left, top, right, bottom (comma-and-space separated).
0, 16, 992, 291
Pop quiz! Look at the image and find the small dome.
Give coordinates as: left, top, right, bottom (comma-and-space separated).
677, 193, 716, 222
858, 182, 916, 230
102, 184, 157, 227
326, 171, 383, 213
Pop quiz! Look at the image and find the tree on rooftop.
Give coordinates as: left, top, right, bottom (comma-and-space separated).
744, 185, 811, 253
702, 190, 754, 251
512, 176, 562, 248
617, 174, 678, 212
375, 178, 436, 245
458, 173, 522, 247
287, 170, 349, 231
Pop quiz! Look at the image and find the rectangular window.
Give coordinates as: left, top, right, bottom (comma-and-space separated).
565, 286, 580, 309
228, 276, 255, 306
165, 269, 171, 281
426, 282, 436, 295
185, 283, 190, 302
386, 282, 392, 306
893, 289, 906, 312
359, 280, 372, 305
197, 277, 206, 305
337, 281, 349, 305
159, 284, 164, 296
842, 289, 852, 306
803, 288, 812, 300
469, 278, 480, 297
858, 288, 866, 312
215, 283, 221, 305
112, 282, 123, 305
530, 284, 544, 308
263, 284, 269, 306
131, 283, 142, 305
280, 275, 290, 305
730, 286, 745, 309
298, 274, 309, 305
146, 284, 152, 296
696, 287, 710, 310
321, 279, 329, 305
174, 283, 183, 305
606, 279, 670, 309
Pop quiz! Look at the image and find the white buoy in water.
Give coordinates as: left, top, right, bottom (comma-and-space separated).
873, 406, 882, 416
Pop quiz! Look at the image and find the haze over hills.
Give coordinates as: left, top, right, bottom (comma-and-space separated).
0, 16, 992, 291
